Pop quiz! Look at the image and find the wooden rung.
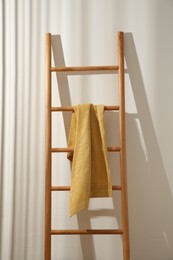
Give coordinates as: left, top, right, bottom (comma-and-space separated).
51, 105, 119, 112
51, 185, 122, 191
51, 229, 123, 235
50, 65, 119, 72
51, 147, 121, 153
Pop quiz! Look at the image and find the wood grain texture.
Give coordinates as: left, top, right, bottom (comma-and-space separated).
118, 31, 130, 260
51, 105, 119, 112
51, 185, 122, 191
50, 147, 121, 153
51, 229, 123, 235
50, 65, 119, 72
44, 33, 52, 260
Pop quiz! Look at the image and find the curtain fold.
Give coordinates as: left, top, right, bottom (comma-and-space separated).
0, 1, 16, 258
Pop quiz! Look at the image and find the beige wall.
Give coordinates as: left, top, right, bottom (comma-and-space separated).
0, 0, 173, 259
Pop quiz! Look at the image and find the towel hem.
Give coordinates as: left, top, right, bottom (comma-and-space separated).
70, 199, 89, 217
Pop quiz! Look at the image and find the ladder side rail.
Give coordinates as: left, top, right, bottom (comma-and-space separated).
118, 31, 130, 260
45, 33, 52, 260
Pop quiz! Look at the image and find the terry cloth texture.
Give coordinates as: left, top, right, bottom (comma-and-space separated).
67, 104, 112, 217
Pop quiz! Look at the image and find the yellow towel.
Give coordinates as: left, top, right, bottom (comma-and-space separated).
67, 104, 112, 216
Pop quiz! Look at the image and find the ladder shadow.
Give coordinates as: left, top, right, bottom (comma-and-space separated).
124, 33, 173, 259
51, 35, 97, 260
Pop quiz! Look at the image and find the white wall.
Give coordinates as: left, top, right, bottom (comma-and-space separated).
0, 0, 173, 259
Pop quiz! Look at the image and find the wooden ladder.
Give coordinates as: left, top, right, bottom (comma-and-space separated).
45, 31, 130, 260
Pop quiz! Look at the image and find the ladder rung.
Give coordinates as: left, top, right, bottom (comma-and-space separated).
50, 65, 119, 72
51, 105, 119, 112
51, 147, 121, 153
51, 229, 123, 235
51, 185, 122, 191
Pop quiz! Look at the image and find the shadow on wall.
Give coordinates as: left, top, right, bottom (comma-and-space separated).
51, 33, 173, 260
52, 35, 97, 260
125, 33, 173, 260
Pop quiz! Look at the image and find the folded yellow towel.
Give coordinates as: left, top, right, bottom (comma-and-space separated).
67, 104, 112, 216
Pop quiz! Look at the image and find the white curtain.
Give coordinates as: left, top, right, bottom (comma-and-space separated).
0, 0, 46, 259
1, 1, 173, 260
